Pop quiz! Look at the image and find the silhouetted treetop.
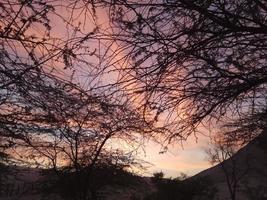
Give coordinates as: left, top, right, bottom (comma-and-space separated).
98, 0, 267, 141
1, 0, 266, 155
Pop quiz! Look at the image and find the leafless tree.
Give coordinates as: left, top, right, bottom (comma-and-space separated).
220, 109, 267, 144
93, 0, 267, 142
0, 2, 164, 199
3, 74, 159, 199
0, 0, 120, 166
0, 0, 99, 152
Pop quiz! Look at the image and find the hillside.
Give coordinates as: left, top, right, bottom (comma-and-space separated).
1, 131, 267, 200
194, 130, 267, 200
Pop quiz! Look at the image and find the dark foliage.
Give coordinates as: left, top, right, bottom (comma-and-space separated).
43, 164, 140, 200
146, 174, 216, 200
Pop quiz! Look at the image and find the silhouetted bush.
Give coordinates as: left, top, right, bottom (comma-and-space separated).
145, 174, 217, 200
151, 171, 164, 184
42, 165, 140, 200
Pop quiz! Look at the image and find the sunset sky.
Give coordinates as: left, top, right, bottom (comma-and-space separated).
47, 6, 214, 178
2, 2, 266, 200
142, 134, 211, 178
9, 2, 214, 177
